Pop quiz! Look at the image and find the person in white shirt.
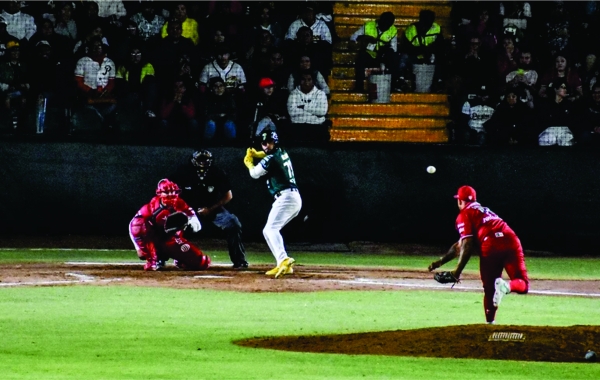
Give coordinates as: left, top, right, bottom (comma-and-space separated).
286, 70, 329, 142
199, 44, 246, 95
285, 4, 332, 44
1, 1, 36, 41
95, 0, 127, 19
74, 36, 118, 132
287, 55, 330, 95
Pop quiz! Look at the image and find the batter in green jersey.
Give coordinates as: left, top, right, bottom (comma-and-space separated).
244, 130, 302, 278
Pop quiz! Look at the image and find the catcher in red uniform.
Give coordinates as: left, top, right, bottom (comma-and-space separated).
129, 179, 210, 271
428, 185, 529, 324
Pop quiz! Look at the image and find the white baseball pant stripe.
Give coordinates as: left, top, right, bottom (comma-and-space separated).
263, 190, 302, 265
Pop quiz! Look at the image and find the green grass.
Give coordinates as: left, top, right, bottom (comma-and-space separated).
0, 250, 599, 379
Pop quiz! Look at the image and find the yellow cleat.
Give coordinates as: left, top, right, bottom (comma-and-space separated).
275, 257, 295, 279
265, 266, 280, 276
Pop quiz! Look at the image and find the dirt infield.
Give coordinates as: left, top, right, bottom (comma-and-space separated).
1, 258, 599, 363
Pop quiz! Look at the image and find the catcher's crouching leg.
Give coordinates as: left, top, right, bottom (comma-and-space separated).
166, 238, 211, 270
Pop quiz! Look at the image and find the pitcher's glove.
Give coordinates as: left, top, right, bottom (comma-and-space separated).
434, 271, 460, 285
164, 212, 189, 233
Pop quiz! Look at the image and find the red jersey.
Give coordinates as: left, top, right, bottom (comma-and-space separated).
455, 202, 515, 244
129, 196, 195, 258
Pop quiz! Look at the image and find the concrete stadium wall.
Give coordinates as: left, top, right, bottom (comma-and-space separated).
1, 141, 599, 254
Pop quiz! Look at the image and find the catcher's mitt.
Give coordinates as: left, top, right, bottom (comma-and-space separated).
164, 212, 189, 233
434, 271, 460, 285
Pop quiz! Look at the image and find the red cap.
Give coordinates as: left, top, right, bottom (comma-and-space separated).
454, 185, 476, 202
258, 77, 275, 89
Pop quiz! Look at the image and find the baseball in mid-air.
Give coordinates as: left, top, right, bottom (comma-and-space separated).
426, 166, 436, 174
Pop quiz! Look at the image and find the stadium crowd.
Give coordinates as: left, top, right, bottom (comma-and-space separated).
1, 1, 600, 148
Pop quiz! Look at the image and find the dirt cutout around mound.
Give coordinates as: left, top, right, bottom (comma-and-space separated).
236, 325, 600, 363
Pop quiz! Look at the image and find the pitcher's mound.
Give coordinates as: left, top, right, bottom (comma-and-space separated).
236, 324, 599, 362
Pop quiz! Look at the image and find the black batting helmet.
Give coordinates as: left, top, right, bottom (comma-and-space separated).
259, 129, 279, 145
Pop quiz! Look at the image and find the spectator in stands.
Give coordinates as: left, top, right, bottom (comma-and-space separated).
578, 52, 599, 98
284, 26, 332, 81
52, 2, 77, 41
244, 29, 274, 73
288, 55, 330, 95
250, 47, 289, 95
199, 28, 235, 67
203, 76, 237, 143
111, 19, 145, 66
506, 48, 538, 90
499, 1, 532, 33
285, 3, 332, 45
496, 35, 520, 89
466, 7, 500, 54
457, 84, 496, 145
116, 45, 157, 119
0, 40, 29, 131
484, 86, 534, 145
542, 1, 572, 61
152, 19, 195, 90
400, 10, 444, 90
161, 2, 199, 46
158, 76, 200, 143
0, 15, 17, 59
74, 36, 118, 132
248, 77, 290, 138
252, 4, 283, 48
29, 18, 72, 62
199, 44, 246, 96
1, 0, 36, 42
76, 1, 103, 39
536, 77, 576, 146
73, 23, 109, 58
95, 0, 126, 20
286, 70, 329, 143
130, 2, 165, 42
205, 1, 246, 42
349, 11, 398, 92
29, 40, 72, 132
450, 34, 495, 96
577, 82, 600, 146
538, 54, 583, 102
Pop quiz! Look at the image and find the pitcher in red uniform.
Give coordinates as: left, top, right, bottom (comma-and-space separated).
129, 179, 210, 271
428, 185, 529, 324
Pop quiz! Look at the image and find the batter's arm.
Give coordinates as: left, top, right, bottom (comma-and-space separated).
428, 242, 459, 271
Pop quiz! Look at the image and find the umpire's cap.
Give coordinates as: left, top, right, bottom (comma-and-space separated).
454, 185, 476, 202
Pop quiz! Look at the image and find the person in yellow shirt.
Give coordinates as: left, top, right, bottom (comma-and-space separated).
116, 46, 158, 119
161, 2, 199, 46
349, 12, 399, 92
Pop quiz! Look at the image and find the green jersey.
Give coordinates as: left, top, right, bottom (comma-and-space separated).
258, 147, 298, 197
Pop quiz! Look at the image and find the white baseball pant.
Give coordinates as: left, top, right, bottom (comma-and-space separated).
263, 189, 302, 265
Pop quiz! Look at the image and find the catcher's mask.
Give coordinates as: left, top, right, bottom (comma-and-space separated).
191, 149, 213, 179
259, 129, 278, 153
156, 178, 181, 206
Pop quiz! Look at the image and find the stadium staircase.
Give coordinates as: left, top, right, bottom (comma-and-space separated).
329, 0, 453, 142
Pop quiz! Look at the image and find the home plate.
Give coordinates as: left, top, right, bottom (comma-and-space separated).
193, 275, 233, 279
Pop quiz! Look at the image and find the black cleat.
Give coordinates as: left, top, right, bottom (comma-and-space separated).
232, 262, 249, 269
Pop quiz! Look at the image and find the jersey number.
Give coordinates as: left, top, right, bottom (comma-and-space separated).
283, 160, 296, 184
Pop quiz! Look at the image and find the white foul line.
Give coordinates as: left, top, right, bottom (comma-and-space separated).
64, 262, 234, 268
0, 278, 122, 287
326, 278, 600, 298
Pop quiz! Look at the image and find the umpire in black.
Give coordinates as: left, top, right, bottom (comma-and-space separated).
173, 150, 249, 268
